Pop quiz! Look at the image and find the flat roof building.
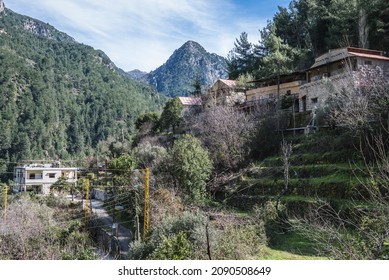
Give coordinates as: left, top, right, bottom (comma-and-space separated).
14, 162, 78, 195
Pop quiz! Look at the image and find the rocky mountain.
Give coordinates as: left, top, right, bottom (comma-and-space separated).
0, 5, 164, 172
143, 41, 228, 97
127, 69, 148, 80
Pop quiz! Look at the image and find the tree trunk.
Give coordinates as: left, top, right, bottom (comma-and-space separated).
359, 8, 369, 49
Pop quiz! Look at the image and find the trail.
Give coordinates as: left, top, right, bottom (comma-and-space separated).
80, 197, 132, 259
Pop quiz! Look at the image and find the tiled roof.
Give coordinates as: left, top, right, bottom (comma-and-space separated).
178, 96, 202, 106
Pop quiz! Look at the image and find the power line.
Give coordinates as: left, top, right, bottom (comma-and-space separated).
55, 186, 142, 225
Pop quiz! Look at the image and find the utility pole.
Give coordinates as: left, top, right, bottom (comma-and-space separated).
84, 179, 90, 227
3, 185, 7, 217
143, 167, 150, 240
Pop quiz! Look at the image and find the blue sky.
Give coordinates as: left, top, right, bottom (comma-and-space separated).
5, 0, 290, 72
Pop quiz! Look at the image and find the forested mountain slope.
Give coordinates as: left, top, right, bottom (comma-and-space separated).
0, 7, 165, 172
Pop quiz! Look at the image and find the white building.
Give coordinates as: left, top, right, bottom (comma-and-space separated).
14, 162, 78, 195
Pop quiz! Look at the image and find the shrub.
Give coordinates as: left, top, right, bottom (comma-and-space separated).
129, 211, 207, 260
151, 231, 191, 260
133, 143, 167, 169
171, 135, 212, 202
0, 195, 95, 260
211, 224, 265, 260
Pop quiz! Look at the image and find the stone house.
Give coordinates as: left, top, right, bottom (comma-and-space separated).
243, 47, 389, 115
300, 47, 389, 112
205, 79, 245, 107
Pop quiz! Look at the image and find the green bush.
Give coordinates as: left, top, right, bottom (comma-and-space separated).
129, 211, 207, 260
133, 143, 167, 169
171, 135, 212, 202
212, 224, 265, 260
151, 231, 191, 260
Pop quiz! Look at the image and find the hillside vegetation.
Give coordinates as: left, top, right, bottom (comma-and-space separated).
0, 8, 165, 177
1, 0, 389, 260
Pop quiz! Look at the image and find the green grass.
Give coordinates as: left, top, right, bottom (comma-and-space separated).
264, 225, 327, 260
261, 247, 326, 260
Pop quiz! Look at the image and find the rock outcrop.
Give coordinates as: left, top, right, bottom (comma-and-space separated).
0, 0, 5, 13
143, 41, 228, 97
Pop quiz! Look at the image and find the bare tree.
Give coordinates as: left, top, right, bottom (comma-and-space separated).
0, 195, 95, 259
194, 105, 255, 171
325, 65, 389, 133
276, 139, 293, 211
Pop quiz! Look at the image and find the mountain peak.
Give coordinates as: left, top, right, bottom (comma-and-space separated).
175, 40, 206, 56
145, 41, 228, 97
182, 40, 204, 49
127, 69, 147, 80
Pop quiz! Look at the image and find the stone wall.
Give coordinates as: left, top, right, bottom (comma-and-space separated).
94, 189, 111, 201
300, 74, 350, 112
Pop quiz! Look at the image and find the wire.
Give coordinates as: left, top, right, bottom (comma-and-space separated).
55, 189, 143, 225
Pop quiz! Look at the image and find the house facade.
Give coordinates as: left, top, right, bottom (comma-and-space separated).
14, 162, 78, 195
245, 72, 306, 112
300, 47, 389, 112
178, 96, 202, 116
205, 79, 245, 107
243, 47, 389, 115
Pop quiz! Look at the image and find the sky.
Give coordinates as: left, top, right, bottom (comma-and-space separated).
5, 0, 290, 72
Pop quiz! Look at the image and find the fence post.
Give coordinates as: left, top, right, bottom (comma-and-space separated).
3, 185, 7, 217
143, 167, 150, 240
84, 179, 90, 227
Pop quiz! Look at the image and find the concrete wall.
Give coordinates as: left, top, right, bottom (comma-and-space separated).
246, 81, 302, 102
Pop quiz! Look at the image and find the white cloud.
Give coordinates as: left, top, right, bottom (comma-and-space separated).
6, 0, 275, 71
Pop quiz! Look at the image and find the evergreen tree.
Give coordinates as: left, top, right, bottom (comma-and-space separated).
190, 75, 202, 97
159, 98, 182, 133
227, 32, 259, 79
171, 135, 212, 202
258, 23, 302, 78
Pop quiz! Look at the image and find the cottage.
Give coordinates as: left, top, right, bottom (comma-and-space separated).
205, 79, 245, 107
14, 162, 78, 194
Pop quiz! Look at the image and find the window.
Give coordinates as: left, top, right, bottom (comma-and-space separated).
29, 173, 35, 179
49, 173, 56, 179
364, 60, 372, 65
311, 97, 318, 104
286, 90, 291, 95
